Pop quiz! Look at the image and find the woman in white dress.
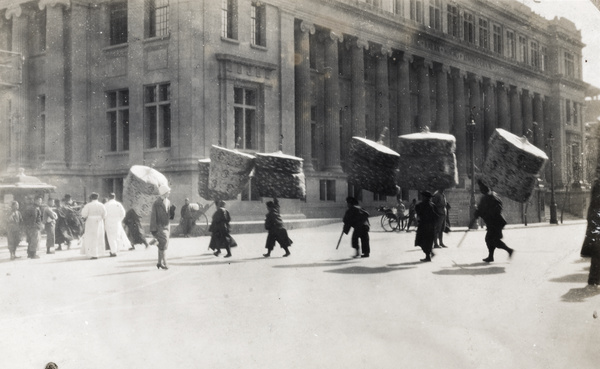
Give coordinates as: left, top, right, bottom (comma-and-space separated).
80, 193, 107, 259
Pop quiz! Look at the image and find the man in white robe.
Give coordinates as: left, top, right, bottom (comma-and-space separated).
80, 192, 107, 259
104, 193, 129, 257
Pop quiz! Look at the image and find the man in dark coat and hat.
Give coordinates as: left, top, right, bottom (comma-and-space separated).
343, 197, 370, 258
415, 191, 439, 262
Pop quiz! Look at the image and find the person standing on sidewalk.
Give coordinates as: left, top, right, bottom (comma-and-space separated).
406, 199, 417, 232
104, 193, 128, 257
6, 201, 23, 260
414, 191, 438, 262
342, 197, 370, 258
469, 180, 514, 263
208, 200, 235, 258
432, 188, 448, 248
263, 198, 292, 257
22, 196, 43, 259
80, 193, 107, 259
179, 198, 195, 237
123, 208, 149, 250
150, 185, 175, 269
43, 198, 58, 254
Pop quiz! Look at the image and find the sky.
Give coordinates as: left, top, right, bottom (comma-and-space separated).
521, 0, 600, 88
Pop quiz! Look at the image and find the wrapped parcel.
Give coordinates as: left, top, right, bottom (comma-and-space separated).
254, 151, 306, 199
208, 146, 255, 198
396, 132, 458, 190
346, 137, 400, 196
124, 165, 169, 217
198, 159, 237, 201
481, 128, 548, 203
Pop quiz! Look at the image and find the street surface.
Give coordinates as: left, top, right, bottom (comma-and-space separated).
1, 219, 598, 369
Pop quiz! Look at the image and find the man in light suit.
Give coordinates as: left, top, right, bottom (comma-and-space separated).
104, 193, 128, 257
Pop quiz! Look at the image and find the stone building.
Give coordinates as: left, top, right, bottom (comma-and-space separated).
0, 0, 588, 223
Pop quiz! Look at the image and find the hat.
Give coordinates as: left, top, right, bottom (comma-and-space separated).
420, 191, 432, 198
158, 184, 171, 196
346, 196, 358, 205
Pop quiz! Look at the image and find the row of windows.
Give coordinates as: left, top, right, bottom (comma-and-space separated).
222, 0, 266, 47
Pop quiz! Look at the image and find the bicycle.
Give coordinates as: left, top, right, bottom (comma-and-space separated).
377, 205, 408, 232
189, 202, 211, 236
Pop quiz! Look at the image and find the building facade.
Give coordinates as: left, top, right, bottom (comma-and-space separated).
0, 0, 588, 223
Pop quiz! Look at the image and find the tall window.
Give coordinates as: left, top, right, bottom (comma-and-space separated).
506, 30, 515, 59
347, 184, 362, 202
110, 1, 128, 45
564, 52, 575, 78
493, 24, 502, 54
32, 9, 46, 53
221, 0, 238, 39
394, 0, 404, 15
241, 177, 260, 201
447, 5, 458, 37
541, 46, 547, 71
530, 41, 539, 68
234, 87, 257, 150
573, 102, 579, 125
251, 2, 266, 46
103, 178, 124, 201
429, 0, 441, 30
320, 180, 336, 201
145, 83, 171, 149
107, 90, 129, 152
147, 0, 169, 38
566, 99, 571, 124
518, 36, 528, 64
478, 18, 489, 49
410, 0, 424, 24
38, 95, 46, 156
463, 12, 474, 43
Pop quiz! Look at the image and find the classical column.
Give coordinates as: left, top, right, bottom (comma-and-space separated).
483, 78, 497, 145
522, 89, 534, 139
468, 74, 483, 168
533, 93, 545, 149
42, 1, 69, 171
453, 68, 467, 184
376, 45, 392, 146
128, 0, 145, 165
294, 20, 315, 171
417, 59, 432, 131
435, 63, 450, 133
510, 86, 523, 136
350, 38, 368, 137
323, 31, 343, 172
396, 53, 412, 136
496, 82, 510, 131
6, 5, 28, 170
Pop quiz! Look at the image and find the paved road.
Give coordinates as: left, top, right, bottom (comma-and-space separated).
1, 219, 598, 369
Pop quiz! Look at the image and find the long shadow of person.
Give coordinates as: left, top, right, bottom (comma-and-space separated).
561, 286, 600, 302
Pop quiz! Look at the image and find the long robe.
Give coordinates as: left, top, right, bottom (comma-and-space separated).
80, 200, 107, 258
104, 199, 128, 253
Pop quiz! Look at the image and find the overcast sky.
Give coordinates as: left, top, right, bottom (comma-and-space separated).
522, 0, 600, 88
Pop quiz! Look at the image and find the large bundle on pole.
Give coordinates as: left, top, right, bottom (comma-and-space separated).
346, 137, 400, 196
198, 159, 237, 201
481, 128, 548, 203
254, 151, 306, 199
123, 165, 169, 217
396, 132, 458, 190
208, 145, 256, 198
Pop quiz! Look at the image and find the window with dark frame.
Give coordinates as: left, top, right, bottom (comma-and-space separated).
410, 0, 424, 24
347, 183, 362, 202
566, 99, 571, 124
147, 0, 170, 38
221, 0, 238, 40
107, 90, 129, 152
506, 30, 516, 59
463, 12, 474, 43
518, 35, 528, 64
103, 178, 124, 201
478, 18, 489, 49
110, 1, 128, 45
564, 52, 575, 78
493, 24, 503, 54
320, 180, 336, 201
234, 87, 257, 150
541, 46, 547, 71
241, 176, 260, 201
38, 95, 46, 156
144, 83, 171, 149
429, 0, 441, 31
530, 41, 539, 68
447, 5, 458, 37
373, 192, 387, 202
251, 2, 266, 47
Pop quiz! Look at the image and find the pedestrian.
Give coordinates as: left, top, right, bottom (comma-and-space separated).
342, 196, 370, 258
22, 196, 43, 259
104, 193, 128, 257
263, 198, 292, 257
54, 197, 82, 250
414, 191, 438, 262
179, 198, 195, 237
406, 199, 417, 232
80, 193, 107, 259
6, 201, 23, 260
150, 184, 175, 269
208, 200, 236, 258
469, 180, 514, 263
43, 198, 58, 254
123, 208, 149, 249
432, 188, 448, 248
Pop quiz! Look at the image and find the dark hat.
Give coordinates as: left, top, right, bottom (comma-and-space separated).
420, 191, 432, 198
346, 196, 358, 205
216, 199, 226, 207
266, 201, 275, 209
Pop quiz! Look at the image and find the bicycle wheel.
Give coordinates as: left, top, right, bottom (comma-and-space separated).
195, 213, 209, 236
387, 216, 400, 232
380, 215, 391, 231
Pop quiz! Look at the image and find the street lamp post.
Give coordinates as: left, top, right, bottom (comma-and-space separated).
548, 131, 558, 224
467, 112, 477, 229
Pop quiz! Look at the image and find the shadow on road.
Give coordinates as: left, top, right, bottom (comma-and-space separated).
94, 270, 155, 277
433, 263, 506, 276
273, 260, 357, 269
324, 265, 415, 274
561, 286, 600, 302
549, 273, 588, 284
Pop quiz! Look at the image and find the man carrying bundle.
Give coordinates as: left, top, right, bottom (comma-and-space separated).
469, 180, 514, 263
342, 197, 370, 258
